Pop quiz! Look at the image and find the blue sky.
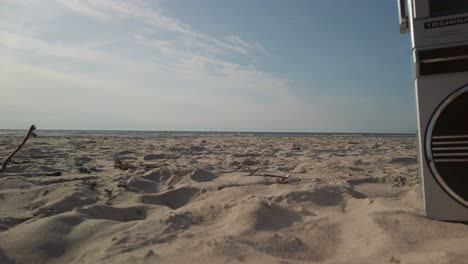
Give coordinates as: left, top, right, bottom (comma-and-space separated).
0, 0, 414, 133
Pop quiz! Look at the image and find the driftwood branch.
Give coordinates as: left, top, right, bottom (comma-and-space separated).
245, 170, 289, 179
247, 168, 260, 176
0, 125, 36, 174
244, 169, 293, 184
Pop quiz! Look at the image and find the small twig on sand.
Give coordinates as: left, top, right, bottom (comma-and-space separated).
256, 173, 289, 179
244, 168, 291, 184
255, 173, 291, 184
247, 168, 259, 176
0, 125, 36, 174
246, 172, 289, 180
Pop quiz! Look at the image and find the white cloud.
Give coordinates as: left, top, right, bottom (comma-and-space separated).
49, 0, 262, 56
224, 35, 270, 56
0, 0, 352, 131
225, 35, 253, 49
53, 0, 110, 20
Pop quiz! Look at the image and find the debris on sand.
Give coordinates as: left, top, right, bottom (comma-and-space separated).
0, 125, 36, 174
114, 160, 136, 170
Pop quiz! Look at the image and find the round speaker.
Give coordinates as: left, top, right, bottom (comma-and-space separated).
427, 85, 468, 207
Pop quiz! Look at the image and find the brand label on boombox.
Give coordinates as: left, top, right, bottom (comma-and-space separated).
413, 13, 468, 48
425, 16, 468, 29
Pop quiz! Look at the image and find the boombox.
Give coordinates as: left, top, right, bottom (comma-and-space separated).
399, 0, 468, 221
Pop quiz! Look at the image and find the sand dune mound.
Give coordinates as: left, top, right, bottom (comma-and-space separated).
142, 167, 172, 182
140, 187, 201, 209
162, 211, 200, 231
0, 213, 87, 263
126, 176, 159, 193
190, 169, 217, 182
214, 198, 301, 236
247, 220, 340, 262
373, 211, 468, 250
249, 200, 301, 231
276, 185, 345, 207
74, 205, 148, 222
31, 186, 97, 216
0, 177, 36, 190
142, 166, 190, 187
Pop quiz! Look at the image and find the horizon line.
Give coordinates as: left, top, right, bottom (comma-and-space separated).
0, 128, 417, 135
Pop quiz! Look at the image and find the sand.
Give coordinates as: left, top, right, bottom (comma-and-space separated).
0, 134, 467, 264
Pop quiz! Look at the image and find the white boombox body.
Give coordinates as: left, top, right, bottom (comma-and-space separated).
400, 0, 468, 221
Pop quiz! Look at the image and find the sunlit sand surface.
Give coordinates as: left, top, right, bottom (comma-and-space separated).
0, 134, 467, 263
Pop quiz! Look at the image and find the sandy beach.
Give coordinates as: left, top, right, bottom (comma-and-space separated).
0, 133, 467, 264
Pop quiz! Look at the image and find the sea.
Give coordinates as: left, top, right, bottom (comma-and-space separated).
0, 129, 415, 138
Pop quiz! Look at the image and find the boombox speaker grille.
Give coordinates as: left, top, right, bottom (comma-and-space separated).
427, 85, 468, 207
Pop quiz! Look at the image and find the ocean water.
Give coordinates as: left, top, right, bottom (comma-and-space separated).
0, 129, 415, 138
